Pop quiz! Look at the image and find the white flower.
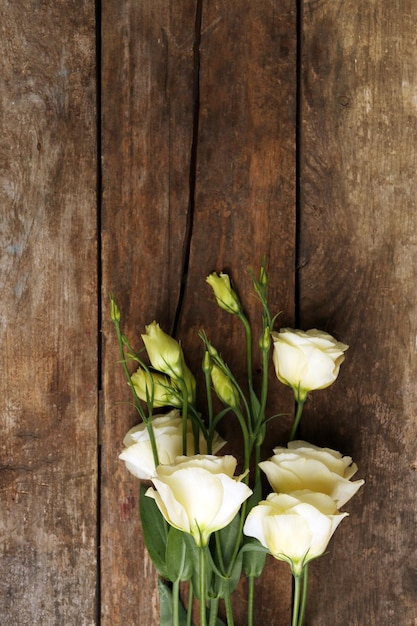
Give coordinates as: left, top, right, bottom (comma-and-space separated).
146, 455, 252, 546
119, 410, 225, 480
260, 440, 364, 509
243, 490, 348, 576
272, 328, 348, 401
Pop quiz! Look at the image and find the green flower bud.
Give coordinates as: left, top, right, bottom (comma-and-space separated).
259, 265, 268, 287
202, 350, 212, 374
181, 360, 197, 404
260, 326, 270, 351
211, 364, 240, 408
141, 321, 183, 379
206, 272, 241, 315
110, 296, 121, 322
131, 367, 181, 408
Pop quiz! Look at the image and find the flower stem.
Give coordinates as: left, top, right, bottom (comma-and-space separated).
208, 598, 219, 626
186, 581, 193, 626
172, 579, 180, 626
224, 587, 234, 626
247, 575, 255, 626
239, 312, 254, 398
292, 574, 301, 626
288, 399, 305, 442
298, 564, 308, 626
199, 546, 207, 626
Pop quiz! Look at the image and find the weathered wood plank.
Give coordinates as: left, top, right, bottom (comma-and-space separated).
101, 0, 297, 624
177, 2, 297, 624
0, 2, 97, 624
300, 1, 417, 624
100, 2, 196, 623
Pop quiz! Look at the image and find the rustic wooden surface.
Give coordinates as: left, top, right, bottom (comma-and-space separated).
101, 1, 296, 624
0, 1, 98, 625
299, 1, 417, 624
3, 0, 416, 624
100, 1, 196, 624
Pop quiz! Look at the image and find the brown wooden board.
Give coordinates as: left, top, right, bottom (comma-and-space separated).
299, 1, 417, 624
100, 1, 196, 624
177, 2, 297, 624
0, 1, 98, 624
101, 1, 297, 624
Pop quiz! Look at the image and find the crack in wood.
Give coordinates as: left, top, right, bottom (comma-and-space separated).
172, 0, 203, 338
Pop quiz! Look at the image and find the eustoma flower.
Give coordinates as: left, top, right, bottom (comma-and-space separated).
146, 454, 252, 546
272, 328, 348, 402
206, 272, 241, 314
210, 363, 241, 408
243, 490, 348, 576
119, 410, 226, 480
260, 440, 364, 508
131, 367, 182, 408
141, 321, 196, 402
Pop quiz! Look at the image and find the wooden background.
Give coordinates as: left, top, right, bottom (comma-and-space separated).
1, 0, 416, 624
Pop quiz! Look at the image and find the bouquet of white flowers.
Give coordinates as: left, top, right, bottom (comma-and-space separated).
111, 263, 364, 626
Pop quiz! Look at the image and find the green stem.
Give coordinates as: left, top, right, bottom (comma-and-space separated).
233, 407, 251, 477
203, 364, 214, 454
247, 575, 255, 626
239, 312, 254, 397
288, 399, 305, 442
258, 339, 270, 428
181, 379, 189, 455
224, 586, 234, 626
145, 420, 160, 469
292, 575, 301, 626
113, 317, 160, 466
298, 564, 308, 626
186, 580, 193, 626
254, 439, 262, 486
199, 546, 207, 626
208, 598, 219, 626
172, 579, 180, 626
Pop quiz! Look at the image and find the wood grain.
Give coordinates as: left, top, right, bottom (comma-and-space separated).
100, 2, 196, 624
177, 2, 297, 623
101, 1, 296, 624
299, 1, 417, 624
0, 2, 97, 624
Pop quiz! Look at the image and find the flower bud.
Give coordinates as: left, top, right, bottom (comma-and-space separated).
109, 296, 121, 322
259, 264, 268, 287
142, 321, 184, 379
206, 272, 241, 314
181, 360, 197, 404
202, 350, 212, 374
211, 364, 240, 408
131, 367, 181, 408
259, 326, 270, 351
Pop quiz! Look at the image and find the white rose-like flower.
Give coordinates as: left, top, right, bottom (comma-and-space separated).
260, 440, 364, 508
243, 490, 348, 576
272, 328, 348, 401
119, 410, 226, 480
146, 454, 252, 546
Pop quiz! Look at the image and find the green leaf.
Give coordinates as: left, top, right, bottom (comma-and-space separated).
166, 527, 194, 582
242, 538, 268, 578
139, 484, 169, 578
211, 552, 243, 598
158, 579, 191, 626
216, 512, 241, 565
